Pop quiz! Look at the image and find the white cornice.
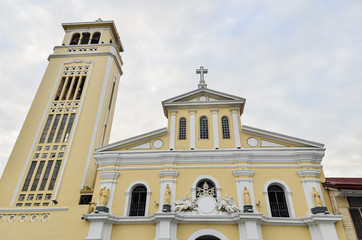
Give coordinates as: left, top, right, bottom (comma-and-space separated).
297, 169, 320, 177
84, 211, 342, 226
242, 125, 324, 148
48, 50, 123, 75
233, 169, 255, 177
100, 171, 120, 180
159, 170, 179, 177
94, 148, 325, 166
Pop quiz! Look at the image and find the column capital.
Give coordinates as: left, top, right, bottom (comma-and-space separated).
159, 170, 179, 178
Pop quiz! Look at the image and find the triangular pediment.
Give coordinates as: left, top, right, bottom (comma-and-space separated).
242, 125, 324, 148
96, 128, 168, 152
162, 88, 246, 117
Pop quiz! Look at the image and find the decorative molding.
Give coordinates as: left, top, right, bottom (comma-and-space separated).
233, 169, 255, 177
159, 170, 179, 177
0, 207, 68, 213
100, 171, 120, 180
297, 169, 320, 177
94, 148, 326, 167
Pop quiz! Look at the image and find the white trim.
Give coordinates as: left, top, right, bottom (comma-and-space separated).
297, 170, 320, 177
191, 175, 221, 200
187, 229, 230, 240
94, 148, 325, 166
80, 48, 115, 190
231, 110, 241, 148
124, 181, 151, 217
169, 111, 177, 149
212, 109, 219, 149
189, 110, 196, 149
300, 179, 325, 210
264, 179, 296, 218
242, 125, 324, 148
97, 164, 322, 172
158, 170, 179, 177
0, 207, 67, 212
235, 178, 256, 210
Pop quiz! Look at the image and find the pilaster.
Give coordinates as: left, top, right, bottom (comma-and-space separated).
231, 108, 241, 148
169, 110, 177, 150
189, 110, 196, 149
211, 109, 219, 149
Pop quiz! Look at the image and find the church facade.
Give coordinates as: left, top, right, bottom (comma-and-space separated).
0, 20, 347, 240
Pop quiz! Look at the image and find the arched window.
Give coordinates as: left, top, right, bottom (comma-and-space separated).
196, 236, 221, 240
268, 185, 289, 217
196, 179, 216, 198
129, 185, 147, 216
179, 117, 186, 140
70, 33, 80, 45
80, 32, 91, 44
200, 116, 208, 139
221, 116, 230, 139
91, 32, 101, 44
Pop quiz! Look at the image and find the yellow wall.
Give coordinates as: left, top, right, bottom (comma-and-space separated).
261, 225, 311, 240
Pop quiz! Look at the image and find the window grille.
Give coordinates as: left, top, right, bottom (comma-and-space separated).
196, 179, 216, 198
221, 116, 230, 139
30, 161, 45, 191
179, 118, 186, 140
129, 185, 147, 216
349, 208, 362, 239
48, 160, 62, 190
200, 116, 208, 139
22, 161, 37, 191
268, 185, 289, 217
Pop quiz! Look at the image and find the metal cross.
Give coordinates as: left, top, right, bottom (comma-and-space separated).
196, 66, 208, 83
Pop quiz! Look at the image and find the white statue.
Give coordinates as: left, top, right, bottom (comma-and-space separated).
173, 192, 197, 212
216, 195, 239, 213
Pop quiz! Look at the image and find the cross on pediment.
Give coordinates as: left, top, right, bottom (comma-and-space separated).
196, 66, 208, 89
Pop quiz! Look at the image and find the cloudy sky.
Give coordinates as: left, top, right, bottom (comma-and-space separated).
0, 0, 361, 178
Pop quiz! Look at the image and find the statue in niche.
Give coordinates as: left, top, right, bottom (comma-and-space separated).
164, 184, 171, 205
243, 187, 251, 206
312, 187, 322, 207
98, 187, 110, 206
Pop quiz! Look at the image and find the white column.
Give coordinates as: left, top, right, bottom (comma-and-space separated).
298, 170, 326, 212
231, 108, 241, 149
235, 213, 263, 240
86, 171, 119, 240
158, 170, 179, 212
189, 110, 196, 150
233, 170, 256, 210
307, 215, 342, 240
211, 109, 219, 149
154, 213, 178, 240
169, 110, 177, 150
98, 171, 120, 213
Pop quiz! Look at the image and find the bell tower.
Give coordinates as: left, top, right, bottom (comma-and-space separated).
0, 19, 124, 213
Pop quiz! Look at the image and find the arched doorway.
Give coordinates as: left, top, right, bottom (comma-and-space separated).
195, 235, 221, 240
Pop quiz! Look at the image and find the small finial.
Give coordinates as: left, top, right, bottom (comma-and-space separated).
96, 18, 103, 22
196, 66, 208, 89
